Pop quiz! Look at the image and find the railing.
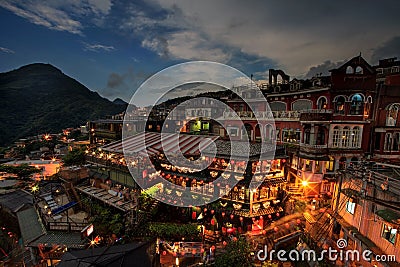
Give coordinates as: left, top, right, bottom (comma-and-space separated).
301, 109, 333, 114
222, 111, 300, 120
301, 144, 328, 149
300, 143, 328, 153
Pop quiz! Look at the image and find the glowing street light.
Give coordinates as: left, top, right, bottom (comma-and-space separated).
301, 180, 309, 187
31, 185, 39, 193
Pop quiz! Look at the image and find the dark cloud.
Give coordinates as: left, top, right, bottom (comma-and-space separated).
305, 60, 346, 78
101, 68, 152, 101
371, 36, 400, 64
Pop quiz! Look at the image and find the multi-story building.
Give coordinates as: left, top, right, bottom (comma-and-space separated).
372, 57, 400, 163
331, 162, 400, 267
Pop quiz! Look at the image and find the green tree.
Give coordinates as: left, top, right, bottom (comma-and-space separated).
215, 237, 253, 267
62, 148, 85, 166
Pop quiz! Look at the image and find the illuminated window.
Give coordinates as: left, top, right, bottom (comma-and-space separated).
315, 161, 322, 174
317, 97, 327, 109
346, 199, 356, 214
382, 224, 397, 244
334, 96, 346, 114
305, 160, 312, 172
325, 156, 335, 172
386, 103, 400, 126
350, 94, 364, 115
342, 127, 350, 147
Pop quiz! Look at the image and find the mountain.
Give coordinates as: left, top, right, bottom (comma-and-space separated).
0, 63, 126, 146
113, 98, 128, 105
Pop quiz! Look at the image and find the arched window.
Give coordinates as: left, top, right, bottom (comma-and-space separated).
316, 126, 326, 145
351, 126, 361, 148
384, 133, 393, 151
304, 128, 311, 145
350, 94, 364, 115
342, 127, 350, 148
270, 101, 286, 111
364, 96, 372, 118
386, 103, 400, 126
325, 156, 335, 172
292, 99, 312, 111
265, 124, 274, 142
317, 97, 327, 110
346, 66, 353, 74
355, 66, 363, 74
332, 126, 340, 147
393, 133, 399, 151
334, 96, 346, 114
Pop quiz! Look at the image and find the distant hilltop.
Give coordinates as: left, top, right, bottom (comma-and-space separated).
0, 63, 127, 146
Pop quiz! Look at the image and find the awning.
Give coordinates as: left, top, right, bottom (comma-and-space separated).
375, 209, 400, 224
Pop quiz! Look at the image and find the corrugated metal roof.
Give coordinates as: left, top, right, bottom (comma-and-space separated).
102, 132, 219, 156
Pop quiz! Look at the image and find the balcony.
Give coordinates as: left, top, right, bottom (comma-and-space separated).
222, 111, 299, 121
300, 109, 333, 121
300, 143, 328, 154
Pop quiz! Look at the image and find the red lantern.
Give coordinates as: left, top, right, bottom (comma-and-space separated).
230, 214, 234, 219
285, 223, 290, 229
222, 212, 225, 217
192, 211, 197, 220
232, 237, 237, 241
274, 227, 279, 232
211, 245, 216, 251
192, 249, 196, 255
282, 159, 286, 163
262, 230, 266, 235
204, 208, 207, 213
268, 214, 272, 219
239, 216, 243, 221
201, 248, 205, 253
296, 219, 301, 225
217, 183, 221, 187
211, 210, 215, 214
162, 251, 167, 256
276, 212, 280, 217
223, 241, 227, 246
211, 219, 215, 225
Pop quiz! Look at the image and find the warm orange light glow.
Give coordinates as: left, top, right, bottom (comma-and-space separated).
302, 180, 309, 187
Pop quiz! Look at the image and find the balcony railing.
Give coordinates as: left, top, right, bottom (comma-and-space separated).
300, 143, 328, 153
222, 109, 336, 121
222, 111, 300, 121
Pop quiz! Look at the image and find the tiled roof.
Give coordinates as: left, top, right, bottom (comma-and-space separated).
0, 190, 33, 213
28, 232, 85, 249
17, 207, 46, 245
58, 242, 152, 267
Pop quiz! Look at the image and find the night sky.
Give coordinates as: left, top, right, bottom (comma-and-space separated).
1, 0, 399, 102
